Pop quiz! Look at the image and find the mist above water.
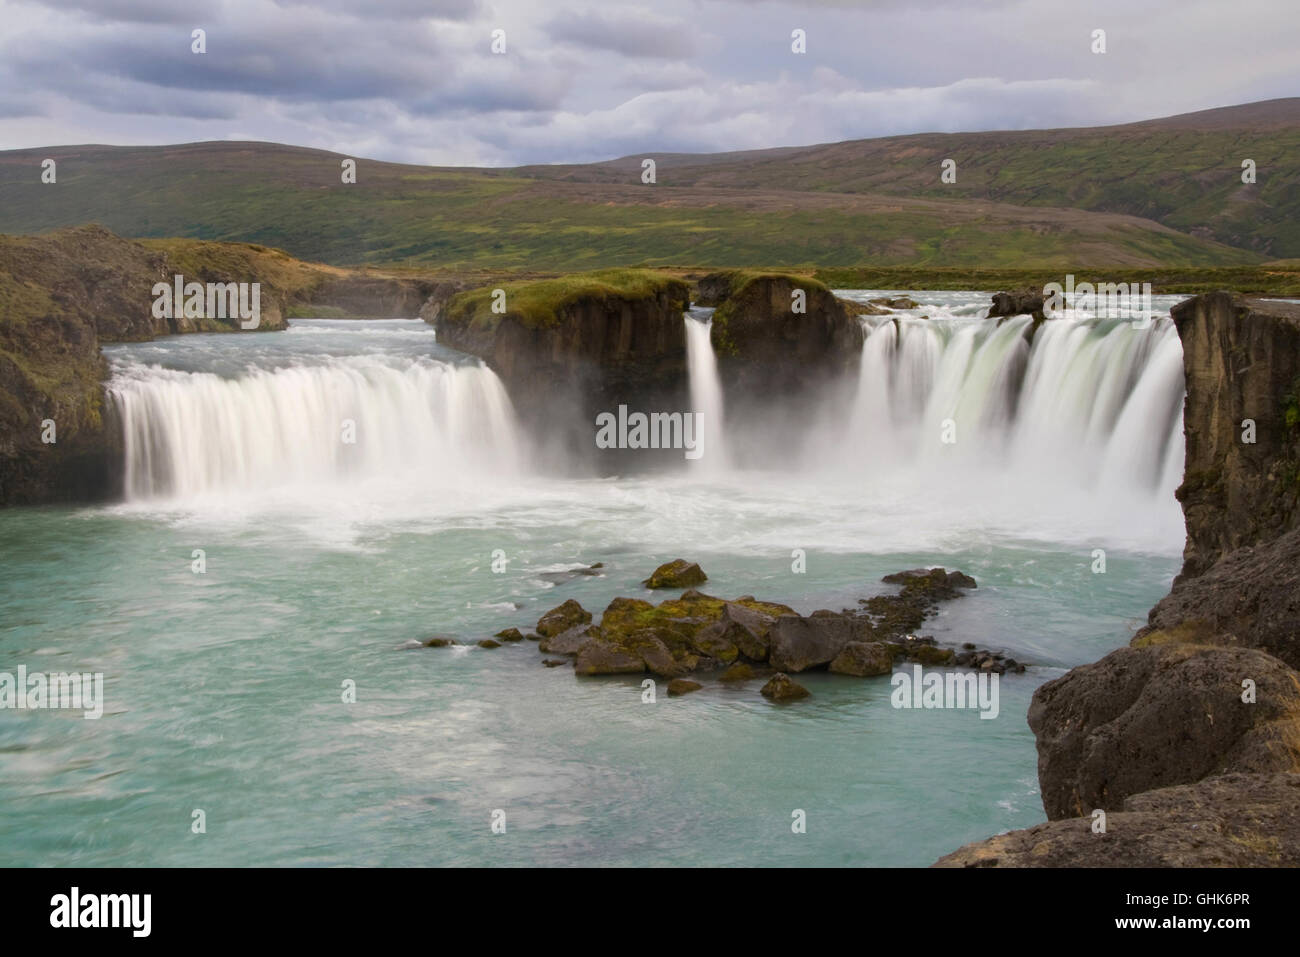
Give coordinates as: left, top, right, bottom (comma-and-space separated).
101, 305, 1189, 555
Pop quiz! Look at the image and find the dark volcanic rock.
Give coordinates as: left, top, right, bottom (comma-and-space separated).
761, 672, 811, 701
1172, 293, 1300, 580
986, 288, 1046, 321
422, 637, 457, 647
494, 628, 525, 642
1029, 643, 1300, 820
642, 559, 707, 589
936, 773, 1300, 867
828, 641, 895, 676
477, 639, 502, 649
537, 623, 598, 656
769, 613, 873, 672
719, 601, 778, 661
1141, 526, 1300, 670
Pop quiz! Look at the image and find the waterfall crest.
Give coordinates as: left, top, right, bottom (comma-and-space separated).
109, 356, 522, 500
842, 314, 1185, 498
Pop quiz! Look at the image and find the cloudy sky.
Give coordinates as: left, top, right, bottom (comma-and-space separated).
0, 0, 1295, 166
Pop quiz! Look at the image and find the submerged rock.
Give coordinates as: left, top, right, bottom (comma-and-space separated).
542, 658, 569, 668
422, 637, 458, 648
494, 628, 525, 642
536, 562, 605, 586
642, 559, 708, 589
718, 662, 757, 682
667, 679, 703, 696
477, 639, 502, 649
761, 673, 811, 701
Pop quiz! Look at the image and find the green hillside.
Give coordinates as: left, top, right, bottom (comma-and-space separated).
523, 98, 1300, 260
0, 99, 1292, 270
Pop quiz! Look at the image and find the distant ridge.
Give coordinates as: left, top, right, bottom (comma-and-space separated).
0, 99, 1292, 268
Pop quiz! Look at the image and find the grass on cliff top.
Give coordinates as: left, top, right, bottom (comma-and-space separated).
445, 268, 688, 329
139, 237, 341, 298
812, 263, 1300, 295
710, 269, 830, 298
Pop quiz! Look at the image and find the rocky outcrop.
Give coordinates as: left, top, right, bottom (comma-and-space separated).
936, 773, 1300, 867
1141, 526, 1300, 670
986, 288, 1046, 321
705, 271, 863, 389
433, 271, 692, 468
1029, 643, 1300, 819
1171, 293, 1300, 580
418, 279, 473, 324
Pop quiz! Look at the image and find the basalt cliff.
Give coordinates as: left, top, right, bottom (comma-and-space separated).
431, 269, 863, 469
937, 293, 1300, 868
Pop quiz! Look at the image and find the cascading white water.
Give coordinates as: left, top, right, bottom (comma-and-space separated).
843, 313, 1185, 500
684, 313, 728, 470
109, 356, 522, 500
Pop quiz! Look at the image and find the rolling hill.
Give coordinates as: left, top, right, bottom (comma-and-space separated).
0, 99, 1293, 270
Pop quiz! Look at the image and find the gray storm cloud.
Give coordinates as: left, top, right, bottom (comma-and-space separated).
0, 0, 1294, 165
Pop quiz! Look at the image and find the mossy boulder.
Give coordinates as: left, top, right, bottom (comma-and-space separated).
761, 673, 811, 701
643, 559, 707, 589
494, 628, 525, 642
667, 678, 703, 696
536, 599, 592, 638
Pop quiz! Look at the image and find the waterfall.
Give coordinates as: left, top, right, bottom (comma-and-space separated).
684, 313, 728, 471
109, 356, 523, 500
842, 314, 1185, 501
